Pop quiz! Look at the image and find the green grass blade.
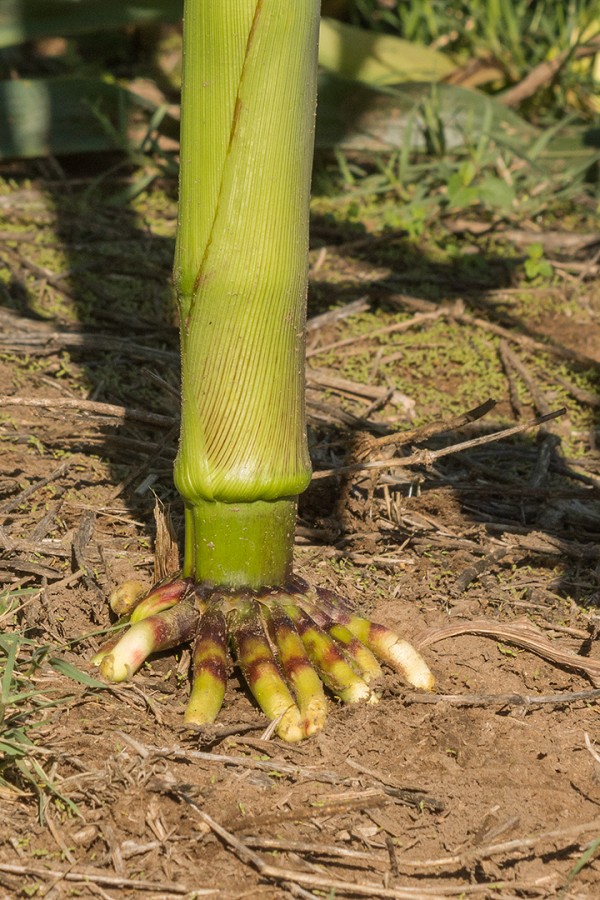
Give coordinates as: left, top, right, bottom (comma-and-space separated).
560, 836, 600, 897
48, 657, 111, 689
0, 634, 19, 703
528, 113, 579, 161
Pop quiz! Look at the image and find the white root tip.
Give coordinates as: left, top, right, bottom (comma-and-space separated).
385, 638, 436, 690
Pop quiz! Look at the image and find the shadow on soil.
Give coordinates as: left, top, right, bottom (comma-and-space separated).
1, 158, 181, 618
2, 161, 598, 617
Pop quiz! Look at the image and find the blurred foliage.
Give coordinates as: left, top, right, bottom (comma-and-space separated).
0, 0, 598, 223
330, 0, 600, 116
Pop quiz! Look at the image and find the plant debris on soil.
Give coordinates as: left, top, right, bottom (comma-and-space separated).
1, 164, 600, 899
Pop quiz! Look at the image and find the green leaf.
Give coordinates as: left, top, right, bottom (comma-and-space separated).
48, 657, 110, 689
528, 242, 545, 260
316, 78, 535, 154
447, 164, 480, 208
0, 77, 131, 158
0, 727, 35, 756
318, 17, 456, 86
2, 688, 50, 706
0, 634, 19, 703
461, 161, 477, 186
446, 183, 479, 209
524, 241, 553, 280
0, 75, 179, 160
316, 77, 600, 169
478, 176, 515, 213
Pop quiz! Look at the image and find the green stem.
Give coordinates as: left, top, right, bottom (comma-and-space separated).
173, 1, 319, 587
183, 498, 296, 588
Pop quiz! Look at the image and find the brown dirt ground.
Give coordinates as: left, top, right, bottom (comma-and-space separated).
1, 168, 600, 900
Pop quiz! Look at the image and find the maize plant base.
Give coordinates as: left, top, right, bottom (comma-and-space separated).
93, 575, 435, 742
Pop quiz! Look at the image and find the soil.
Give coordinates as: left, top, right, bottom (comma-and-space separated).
1, 167, 600, 900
